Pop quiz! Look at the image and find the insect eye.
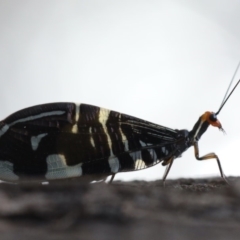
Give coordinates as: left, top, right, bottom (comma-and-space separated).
209, 114, 217, 122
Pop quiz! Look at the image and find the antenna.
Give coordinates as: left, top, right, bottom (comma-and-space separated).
219, 61, 240, 108
216, 62, 240, 115
216, 79, 240, 115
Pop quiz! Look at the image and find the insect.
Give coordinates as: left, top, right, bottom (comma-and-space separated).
0, 77, 239, 185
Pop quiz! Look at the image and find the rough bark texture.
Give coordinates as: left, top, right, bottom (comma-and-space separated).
1, 177, 240, 240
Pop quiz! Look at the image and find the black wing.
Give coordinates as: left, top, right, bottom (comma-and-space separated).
0, 103, 181, 181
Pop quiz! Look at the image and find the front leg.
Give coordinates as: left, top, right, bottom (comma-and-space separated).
193, 141, 229, 184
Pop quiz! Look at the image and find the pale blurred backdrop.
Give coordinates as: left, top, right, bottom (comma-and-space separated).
0, 0, 240, 181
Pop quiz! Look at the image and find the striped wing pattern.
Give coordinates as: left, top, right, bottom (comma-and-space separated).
0, 103, 181, 181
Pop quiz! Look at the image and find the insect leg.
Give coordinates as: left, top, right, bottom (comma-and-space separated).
193, 142, 229, 184
162, 156, 174, 187
108, 174, 116, 184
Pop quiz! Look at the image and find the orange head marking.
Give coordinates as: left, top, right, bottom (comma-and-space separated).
201, 111, 225, 132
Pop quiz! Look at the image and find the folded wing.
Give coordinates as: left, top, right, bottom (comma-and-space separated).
0, 103, 181, 181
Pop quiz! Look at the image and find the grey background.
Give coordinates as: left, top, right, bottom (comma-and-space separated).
0, 0, 240, 181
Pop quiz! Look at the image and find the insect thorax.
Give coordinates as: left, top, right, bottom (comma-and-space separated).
175, 129, 192, 155
189, 117, 210, 142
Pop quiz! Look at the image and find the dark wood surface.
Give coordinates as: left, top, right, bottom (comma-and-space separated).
0, 177, 240, 240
